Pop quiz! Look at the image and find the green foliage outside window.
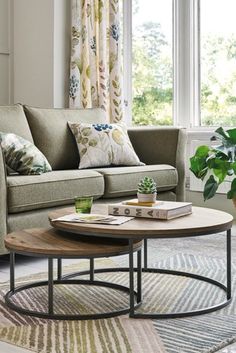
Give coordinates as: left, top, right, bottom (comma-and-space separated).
132, 22, 172, 126
132, 21, 236, 127
201, 35, 236, 127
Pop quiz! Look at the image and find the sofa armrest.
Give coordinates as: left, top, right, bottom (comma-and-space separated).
128, 127, 187, 201
0, 146, 7, 254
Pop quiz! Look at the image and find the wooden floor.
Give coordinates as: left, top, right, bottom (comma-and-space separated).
0, 222, 236, 352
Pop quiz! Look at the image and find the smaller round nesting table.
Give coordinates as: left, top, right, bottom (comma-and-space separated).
4, 228, 142, 320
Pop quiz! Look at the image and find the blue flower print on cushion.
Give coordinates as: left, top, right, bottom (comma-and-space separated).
92, 124, 113, 132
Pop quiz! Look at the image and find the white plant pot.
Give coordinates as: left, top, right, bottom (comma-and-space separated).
137, 192, 157, 203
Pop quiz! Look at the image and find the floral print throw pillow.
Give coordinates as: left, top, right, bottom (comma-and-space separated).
0, 132, 52, 175
68, 122, 144, 169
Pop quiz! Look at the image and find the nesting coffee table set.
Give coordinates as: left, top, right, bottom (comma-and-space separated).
4, 204, 233, 320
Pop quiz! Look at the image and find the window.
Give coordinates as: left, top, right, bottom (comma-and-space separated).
200, 0, 236, 127
132, 0, 173, 126
122, 0, 236, 128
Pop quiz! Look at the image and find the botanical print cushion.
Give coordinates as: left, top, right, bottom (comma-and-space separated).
68, 122, 144, 169
0, 132, 52, 175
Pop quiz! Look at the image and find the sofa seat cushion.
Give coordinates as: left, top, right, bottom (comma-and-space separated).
95, 165, 178, 198
7, 170, 104, 213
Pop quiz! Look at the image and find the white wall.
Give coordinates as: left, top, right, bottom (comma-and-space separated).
13, 0, 70, 108
53, 0, 71, 108
187, 190, 235, 218
0, 0, 11, 105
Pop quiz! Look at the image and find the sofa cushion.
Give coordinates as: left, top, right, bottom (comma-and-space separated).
68, 121, 144, 169
7, 170, 104, 213
0, 104, 33, 143
24, 106, 107, 170
95, 165, 178, 198
0, 132, 52, 175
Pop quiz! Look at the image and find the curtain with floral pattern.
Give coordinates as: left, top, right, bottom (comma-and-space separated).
69, 0, 123, 123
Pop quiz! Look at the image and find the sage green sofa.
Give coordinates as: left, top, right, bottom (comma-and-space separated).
0, 104, 187, 254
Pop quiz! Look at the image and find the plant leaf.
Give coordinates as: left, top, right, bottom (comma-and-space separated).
213, 168, 227, 183
215, 127, 230, 141
227, 177, 236, 199
190, 155, 208, 180
232, 162, 236, 174
195, 145, 210, 158
213, 146, 230, 159
208, 158, 231, 183
226, 128, 236, 144
203, 175, 218, 201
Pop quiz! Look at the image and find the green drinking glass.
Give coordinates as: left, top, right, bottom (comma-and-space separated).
75, 196, 93, 214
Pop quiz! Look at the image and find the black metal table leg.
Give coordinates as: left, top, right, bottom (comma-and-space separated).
90, 258, 94, 282
10, 252, 15, 292
137, 249, 142, 303
144, 239, 148, 270
227, 229, 231, 300
48, 258, 54, 315
57, 258, 62, 280
129, 239, 135, 317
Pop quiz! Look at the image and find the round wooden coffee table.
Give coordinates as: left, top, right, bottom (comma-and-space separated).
49, 204, 233, 319
4, 228, 142, 320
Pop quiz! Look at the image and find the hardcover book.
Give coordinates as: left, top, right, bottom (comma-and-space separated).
122, 199, 164, 207
108, 201, 192, 220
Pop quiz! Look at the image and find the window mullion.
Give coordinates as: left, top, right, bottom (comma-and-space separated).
174, 0, 200, 128
190, 0, 200, 127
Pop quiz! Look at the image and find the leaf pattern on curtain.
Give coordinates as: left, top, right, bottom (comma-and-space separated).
70, 0, 123, 123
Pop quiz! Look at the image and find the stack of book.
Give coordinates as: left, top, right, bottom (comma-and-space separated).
108, 199, 192, 220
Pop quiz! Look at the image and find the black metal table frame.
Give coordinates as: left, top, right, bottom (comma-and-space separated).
127, 228, 232, 319
62, 228, 232, 319
5, 247, 142, 320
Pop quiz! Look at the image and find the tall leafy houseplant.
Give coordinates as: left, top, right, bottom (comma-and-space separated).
190, 127, 236, 203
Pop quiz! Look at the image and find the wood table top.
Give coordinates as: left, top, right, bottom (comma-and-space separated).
4, 228, 142, 257
49, 204, 233, 239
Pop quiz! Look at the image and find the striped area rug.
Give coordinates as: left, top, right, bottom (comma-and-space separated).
0, 259, 165, 353
0, 254, 235, 352
152, 253, 236, 353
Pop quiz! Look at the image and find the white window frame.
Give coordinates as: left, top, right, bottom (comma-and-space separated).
123, 0, 132, 126
173, 0, 200, 128
122, 0, 217, 131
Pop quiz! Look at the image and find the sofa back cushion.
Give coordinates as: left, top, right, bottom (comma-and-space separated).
0, 104, 33, 143
24, 106, 107, 170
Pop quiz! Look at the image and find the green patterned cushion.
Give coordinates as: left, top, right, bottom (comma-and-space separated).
68, 122, 144, 169
0, 132, 52, 175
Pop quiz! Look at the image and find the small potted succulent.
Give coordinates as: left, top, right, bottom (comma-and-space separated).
190, 127, 236, 205
137, 176, 157, 203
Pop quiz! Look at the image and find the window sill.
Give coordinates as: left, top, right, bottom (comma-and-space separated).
187, 128, 215, 141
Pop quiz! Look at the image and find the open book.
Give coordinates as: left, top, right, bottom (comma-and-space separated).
51, 213, 134, 225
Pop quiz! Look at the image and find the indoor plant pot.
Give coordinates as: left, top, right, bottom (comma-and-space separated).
137, 176, 157, 203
